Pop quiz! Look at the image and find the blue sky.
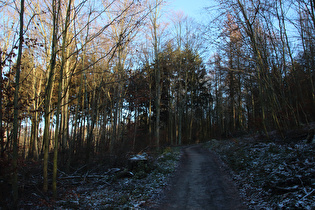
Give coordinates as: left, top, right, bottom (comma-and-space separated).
169, 0, 213, 20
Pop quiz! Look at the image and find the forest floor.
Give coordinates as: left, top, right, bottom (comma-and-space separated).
205, 134, 315, 209
11, 130, 315, 209
16, 147, 182, 209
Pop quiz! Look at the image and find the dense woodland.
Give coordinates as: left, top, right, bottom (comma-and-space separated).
0, 0, 314, 206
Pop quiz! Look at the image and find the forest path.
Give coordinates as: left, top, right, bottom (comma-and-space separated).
157, 144, 246, 210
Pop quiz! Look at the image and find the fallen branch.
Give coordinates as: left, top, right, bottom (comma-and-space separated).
274, 185, 299, 193
58, 175, 108, 180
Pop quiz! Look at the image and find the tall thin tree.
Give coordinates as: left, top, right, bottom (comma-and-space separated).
12, 0, 25, 205
43, 0, 60, 192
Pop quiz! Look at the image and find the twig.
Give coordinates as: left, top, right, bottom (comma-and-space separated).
57, 168, 68, 177
72, 164, 87, 175
298, 177, 308, 194
301, 189, 315, 200
83, 171, 89, 182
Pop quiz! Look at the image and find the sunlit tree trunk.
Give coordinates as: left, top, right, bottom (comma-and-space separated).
52, 0, 72, 197
86, 89, 99, 164
62, 57, 70, 151
43, 0, 60, 193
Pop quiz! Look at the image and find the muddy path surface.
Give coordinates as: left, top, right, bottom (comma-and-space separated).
157, 144, 246, 210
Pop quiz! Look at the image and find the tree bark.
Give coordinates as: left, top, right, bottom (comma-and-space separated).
0, 59, 3, 158
12, 0, 25, 205
52, 0, 72, 198
151, 0, 161, 149
43, 0, 60, 193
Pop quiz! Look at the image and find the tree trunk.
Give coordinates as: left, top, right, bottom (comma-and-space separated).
52, 0, 72, 197
86, 89, 99, 164
43, 0, 60, 193
152, 0, 161, 149
0, 62, 3, 158
29, 67, 41, 160
12, 0, 24, 205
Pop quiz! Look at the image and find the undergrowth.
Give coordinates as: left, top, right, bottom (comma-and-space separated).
206, 138, 315, 209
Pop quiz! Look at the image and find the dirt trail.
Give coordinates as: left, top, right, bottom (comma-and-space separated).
157, 144, 245, 210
